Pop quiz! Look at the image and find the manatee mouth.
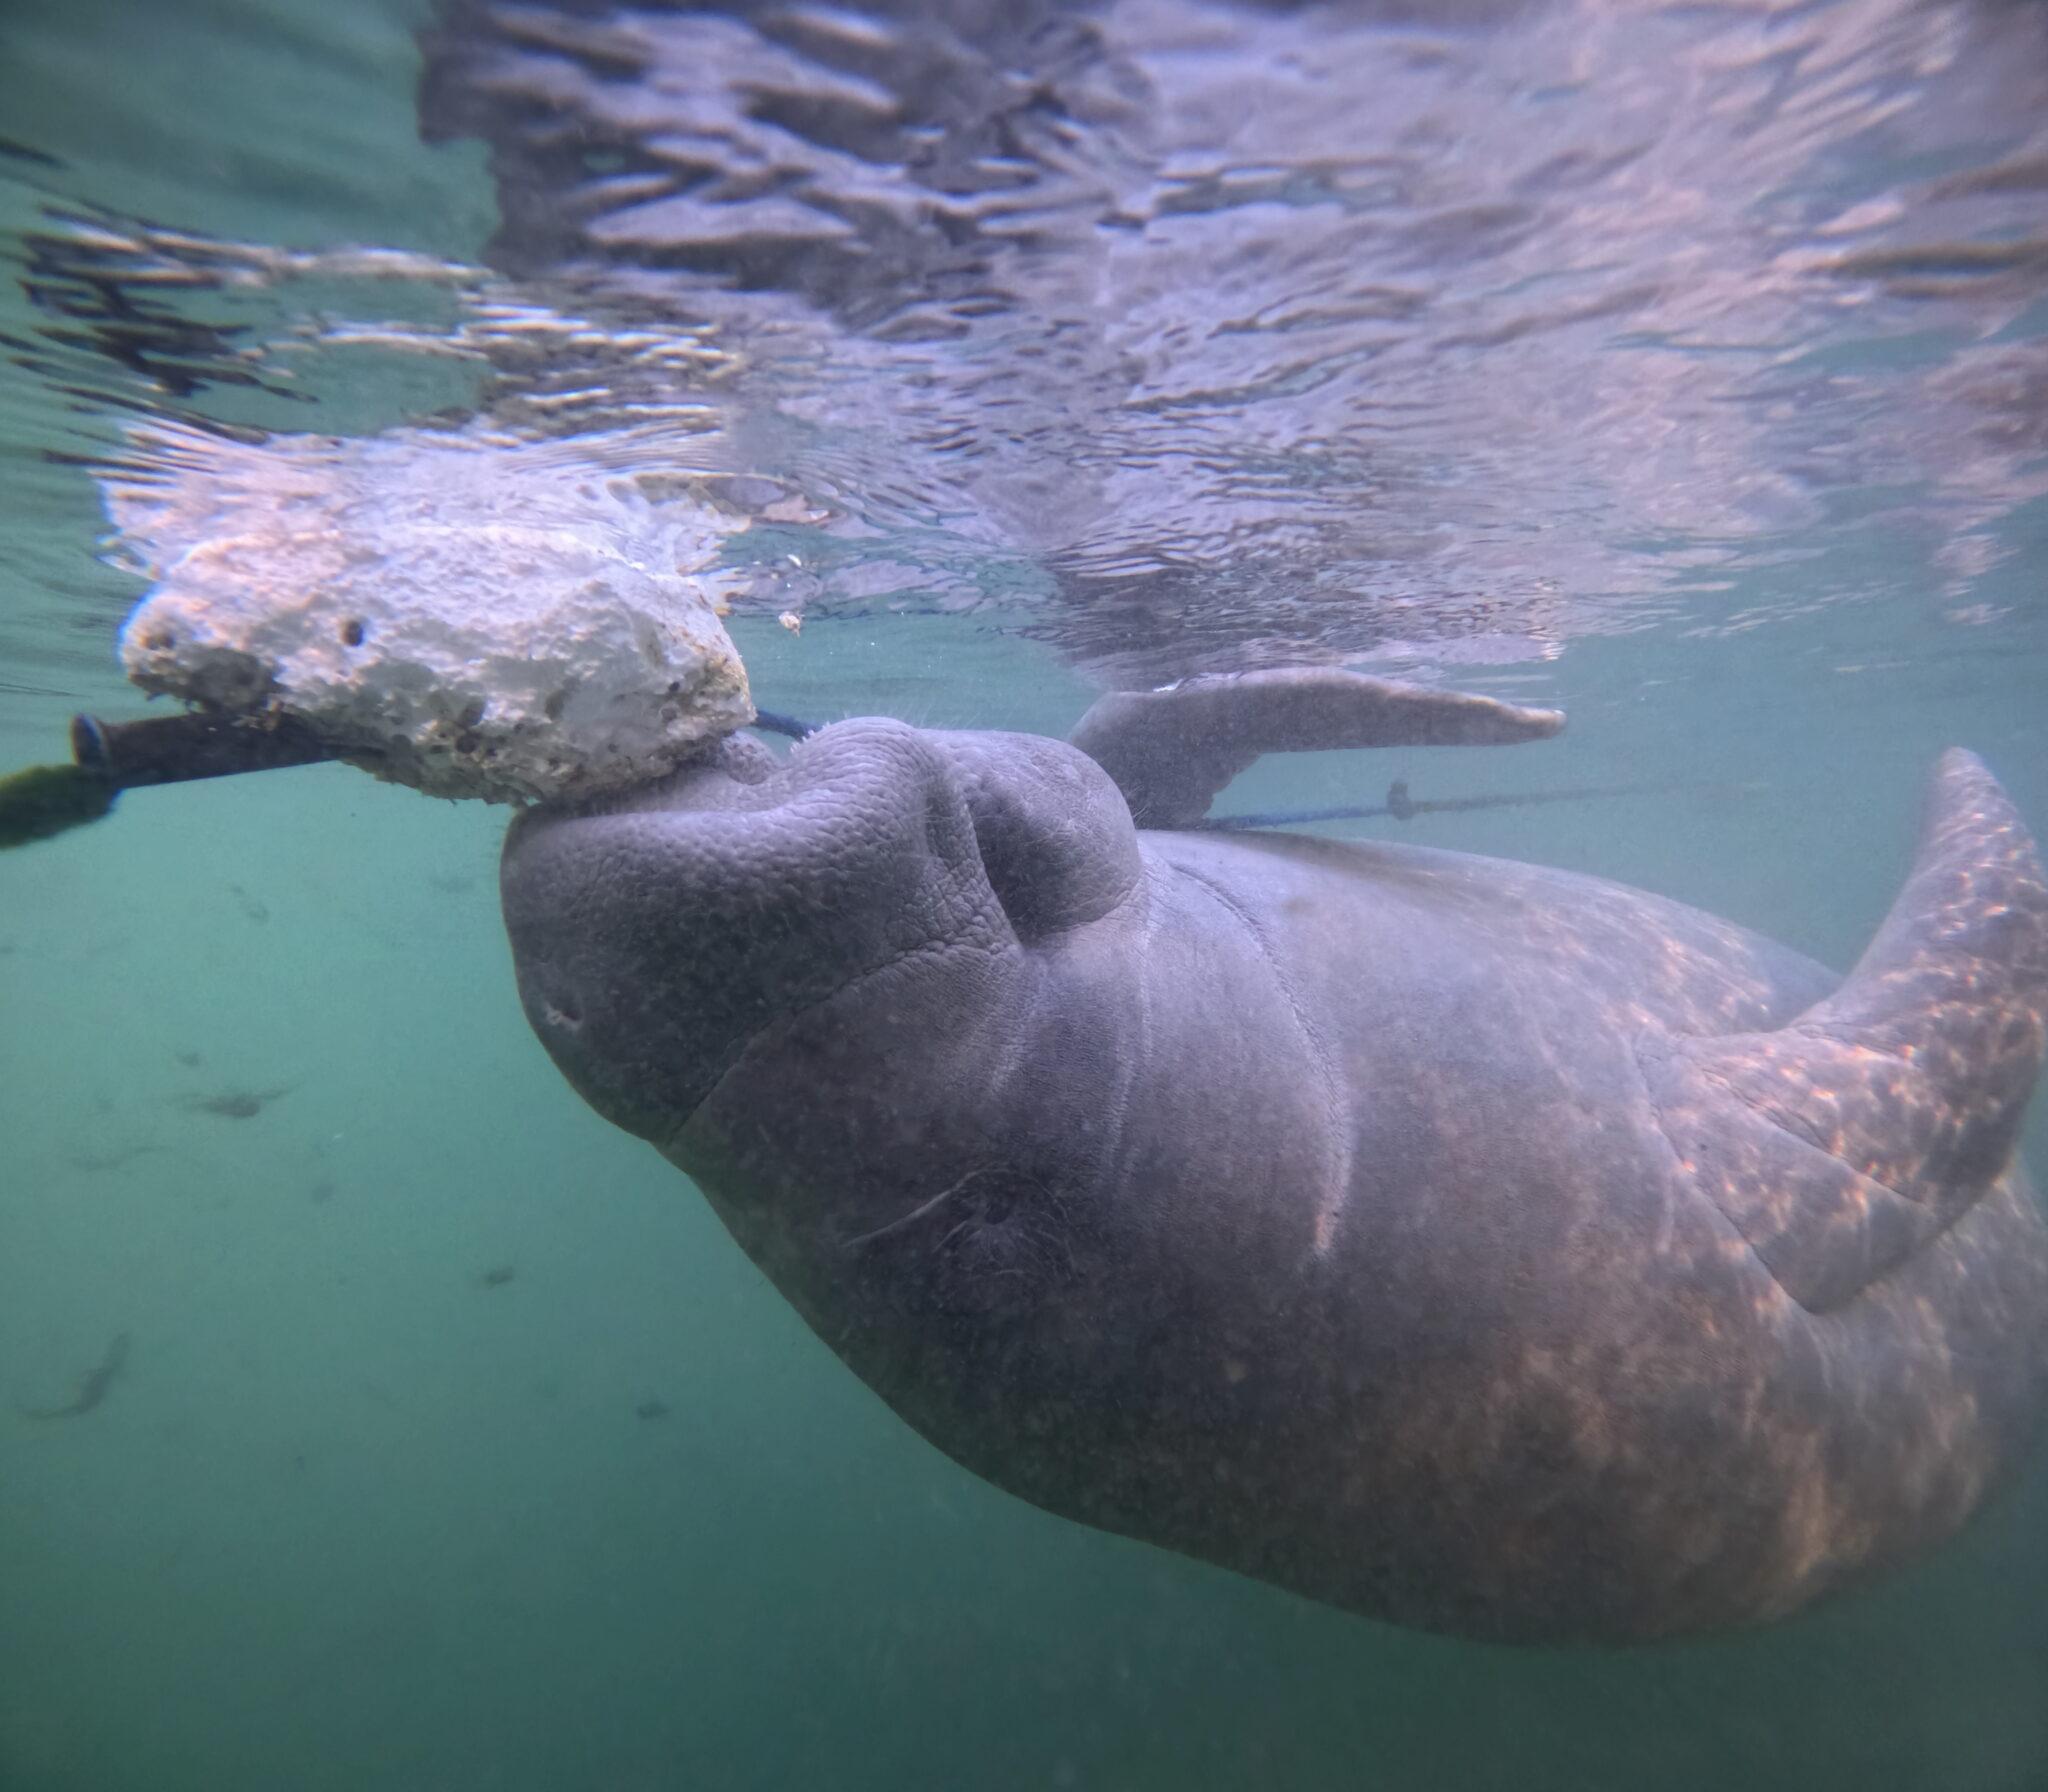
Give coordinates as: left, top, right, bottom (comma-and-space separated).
499, 717, 1002, 1143
497, 735, 787, 1135
520, 726, 782, 827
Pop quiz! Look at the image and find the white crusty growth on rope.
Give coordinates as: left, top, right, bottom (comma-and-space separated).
106, 422, 756, 803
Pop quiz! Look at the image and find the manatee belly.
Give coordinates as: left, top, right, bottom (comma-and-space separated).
677, 833, 2048, 1642
504, 725, 2048, 1645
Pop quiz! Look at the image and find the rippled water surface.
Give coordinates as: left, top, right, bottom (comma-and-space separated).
2, 1, 2046, 1788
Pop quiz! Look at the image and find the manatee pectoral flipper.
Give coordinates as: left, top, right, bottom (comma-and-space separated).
1641, 750, 2048, 1312
1067, 668, 1565, 827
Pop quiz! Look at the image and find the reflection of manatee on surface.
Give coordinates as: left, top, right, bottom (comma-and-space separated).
416, 0, 2048, 679
38, 0, 2046, 710
500, 669, 2048, 1644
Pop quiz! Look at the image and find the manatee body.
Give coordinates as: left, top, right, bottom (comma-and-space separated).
499, 672, 2048, 1643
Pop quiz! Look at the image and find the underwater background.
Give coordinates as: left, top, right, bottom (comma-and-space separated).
2, 0, 2046, 1786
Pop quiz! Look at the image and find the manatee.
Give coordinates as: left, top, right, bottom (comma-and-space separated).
499, 669, 2048, 1644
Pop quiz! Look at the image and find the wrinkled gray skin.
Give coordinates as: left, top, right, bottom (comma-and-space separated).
501, 671, 2048, 1644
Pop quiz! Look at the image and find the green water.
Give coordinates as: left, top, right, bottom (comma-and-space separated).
4, 1, 2047, 1787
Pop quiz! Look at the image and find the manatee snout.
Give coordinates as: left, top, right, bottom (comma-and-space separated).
500, 719, 1018, 1139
